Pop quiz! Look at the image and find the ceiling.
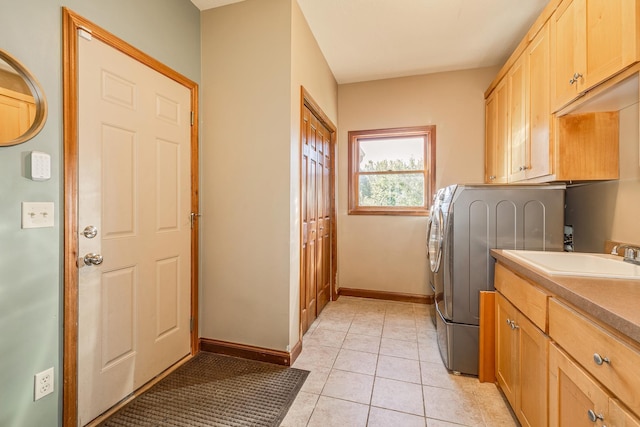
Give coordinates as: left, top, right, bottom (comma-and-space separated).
191, 0, 549, 84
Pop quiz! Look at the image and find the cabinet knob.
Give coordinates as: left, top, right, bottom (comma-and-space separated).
593, 353, 611, 366
489, 175, 496, 181
569, 72, 583, 85
587, 409, 604, 422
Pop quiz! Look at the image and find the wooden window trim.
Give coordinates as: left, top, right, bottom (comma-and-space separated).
348, 125, 436, 216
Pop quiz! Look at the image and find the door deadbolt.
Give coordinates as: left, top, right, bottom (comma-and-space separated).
82, 225, 98, 239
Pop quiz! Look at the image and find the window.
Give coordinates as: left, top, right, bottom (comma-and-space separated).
348, 125, 435, 216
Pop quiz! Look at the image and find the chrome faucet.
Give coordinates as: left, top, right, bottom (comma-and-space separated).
610, 244, 640, 266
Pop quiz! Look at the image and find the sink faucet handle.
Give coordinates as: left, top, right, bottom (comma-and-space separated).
611, 244, 640, 256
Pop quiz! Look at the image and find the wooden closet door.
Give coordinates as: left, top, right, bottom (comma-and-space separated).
301, 106, 318, 333
301, 103, 334, 334
316, 117, 332, 314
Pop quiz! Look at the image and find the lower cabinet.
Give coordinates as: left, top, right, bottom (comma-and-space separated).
549, 343, 640, 427
496, 292, 549, 427
494, 262, 640, 427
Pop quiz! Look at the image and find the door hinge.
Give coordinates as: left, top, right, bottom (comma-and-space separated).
190, 111, 194, 126
190, 318, 194, 332
190, 212, 201, 229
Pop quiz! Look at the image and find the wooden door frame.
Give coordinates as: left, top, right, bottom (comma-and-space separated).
62, 8, 199, 426
299, 87, 337, 339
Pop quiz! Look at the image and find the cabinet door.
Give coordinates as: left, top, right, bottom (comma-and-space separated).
485, 81, 509, 183
516, 312, 549, 427
551, 0, 585, 110
496, 293, 518, 408
549, 343, 610, 427
508, 54, 528, 182
526, 22, 553, 180
552, 0, 639, 111
584, 0, 639, 90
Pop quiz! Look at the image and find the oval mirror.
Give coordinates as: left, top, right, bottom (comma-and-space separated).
0, 49, 47, 146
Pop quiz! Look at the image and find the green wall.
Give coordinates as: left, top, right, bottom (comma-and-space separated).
0, 1, 200, 425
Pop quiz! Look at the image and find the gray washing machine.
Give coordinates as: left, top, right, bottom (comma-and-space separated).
428, 184, 565, 375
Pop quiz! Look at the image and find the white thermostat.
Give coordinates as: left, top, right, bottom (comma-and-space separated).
28, 151, 51, 181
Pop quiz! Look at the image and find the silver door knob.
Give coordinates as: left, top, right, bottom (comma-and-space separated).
82, 253, 103, 266
82, 225, 98, 239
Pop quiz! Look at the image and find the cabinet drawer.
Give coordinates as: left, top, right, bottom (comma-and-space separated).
494, 263, 550, 331
549, 298, 640, 417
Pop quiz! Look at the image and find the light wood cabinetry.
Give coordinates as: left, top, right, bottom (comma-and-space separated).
551, 0, 640, 111
485, 0, 634, 184
485, 80, 509, 183
549, 298, 640, 417
610, 399, 640, 427
549, 342, 612, 427
486, 22, 553, 184
493, 255, 640, 427
494, 264, 550, 427
549, 342, 640, 427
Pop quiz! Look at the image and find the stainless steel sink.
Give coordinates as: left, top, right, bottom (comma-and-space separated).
502, 250, 640, 279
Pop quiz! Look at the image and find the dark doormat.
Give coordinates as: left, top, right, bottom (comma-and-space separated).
99, 352, 309, 427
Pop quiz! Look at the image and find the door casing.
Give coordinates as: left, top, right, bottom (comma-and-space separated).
62, 8, 199, 426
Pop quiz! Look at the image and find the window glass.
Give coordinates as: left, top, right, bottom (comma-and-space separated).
348, 126, 435, 216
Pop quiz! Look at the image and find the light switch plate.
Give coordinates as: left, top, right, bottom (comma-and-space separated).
22, 202, 54, 229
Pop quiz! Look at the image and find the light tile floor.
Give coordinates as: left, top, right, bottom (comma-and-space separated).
281, 296, 518, 427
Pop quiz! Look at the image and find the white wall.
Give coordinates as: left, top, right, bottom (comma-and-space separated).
200, 0, 337, 351
201, 0, 293, 351
290, 0, 338, 345
336, 67, 498, 295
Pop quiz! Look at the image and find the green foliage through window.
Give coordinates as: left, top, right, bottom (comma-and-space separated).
359, 167, 425, 207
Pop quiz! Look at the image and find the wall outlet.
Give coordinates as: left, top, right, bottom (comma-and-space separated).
34, 367, 54, 400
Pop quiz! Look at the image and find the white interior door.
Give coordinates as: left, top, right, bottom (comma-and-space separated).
77, 34, 192, 425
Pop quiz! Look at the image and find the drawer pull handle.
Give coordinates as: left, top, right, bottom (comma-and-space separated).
593, 353, 611, 366
587, 409, 604, 422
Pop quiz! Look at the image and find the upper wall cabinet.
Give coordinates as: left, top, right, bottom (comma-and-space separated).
485, 21, 553, 184
519, 21, 553, 182
551, 0, 640, 111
